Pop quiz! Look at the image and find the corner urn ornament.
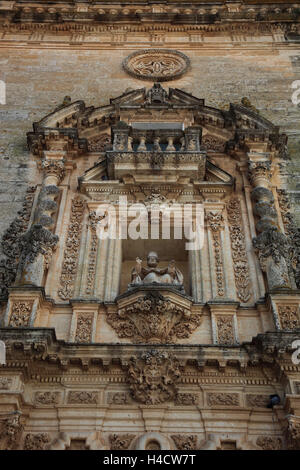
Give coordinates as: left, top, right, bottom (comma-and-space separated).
126, 350, 182, 404
123, 49, 190, 82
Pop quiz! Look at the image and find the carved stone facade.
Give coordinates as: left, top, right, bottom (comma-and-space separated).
0, 8, 300, 448
126, 350, 181, 405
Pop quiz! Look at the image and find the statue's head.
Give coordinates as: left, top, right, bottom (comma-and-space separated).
147, 251, 159, 267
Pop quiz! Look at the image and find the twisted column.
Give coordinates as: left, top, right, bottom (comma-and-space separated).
249, 159, 293, 290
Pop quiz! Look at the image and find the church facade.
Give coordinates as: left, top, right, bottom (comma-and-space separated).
0, 0, 300, 451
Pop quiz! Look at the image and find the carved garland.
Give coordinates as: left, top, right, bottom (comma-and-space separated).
85, 211, 102, 296
58, 197, 85, 300
216, 315, 235, 345
205, 211, 225, 296
207, 392, 239, 406
226, 198, 251, 303
75, 313, 93, 343
9, 301, 34, 327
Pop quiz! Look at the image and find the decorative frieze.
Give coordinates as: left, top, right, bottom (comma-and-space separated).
171, 435, 198, 450
277, 305, 300, 330
107, 292, 201, 344
107, 392, 129, 405
205, 211, 225, 297
34, 392, 60, 405
9, 301, 33, 327
58, 197, 85, 300
246, 394, 269, 408
74, 313, 93, 343
127, 350, 181, 405
67, 391, 98, 404
175, 393, 198, 406
207, 392, 239, 406
226, 198, 251, 303
216, 315, 235, 345
256, 436, 282, 450
23, 433, 50, 450
109, 434, 136, 451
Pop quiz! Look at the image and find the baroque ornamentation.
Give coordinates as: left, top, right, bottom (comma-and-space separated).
256, 436, 282, 450
18, 224, 59, 273
126, 350, 181, 404
277, 189, 300, 288
88, 133, 111, 152
0, 377, 12, 390
207, 393, 239, 406
202, 135, 225, 152
216, 315, 235, 345
277, 305, 300, 330
248, 161, 272, 185
9, 301, 33, 327
227, 198, 251, 303
107, 392, 129, 405
34, 392, 59, 405
85, 211, 102, 295
67, 391, 98, 404
205, 211, 225, 296
109, 434, 136, 450
58, 197, 85, 300
175, 393, 198, 406
23, 433, 50, 450
0, 186, 36, 298
130, 252, 184, 291
171, 435, 198, 450
39, 158, 65, 183
0, 413, 24, 450
123, 50, 190, 82
286, 417, 300, 450
75, 313, 93, 343
246, 395, 269, 408
253, 227, 292, 290
107, 291, 201, 343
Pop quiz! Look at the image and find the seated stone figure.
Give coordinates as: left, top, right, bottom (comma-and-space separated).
130, 251, 184, 291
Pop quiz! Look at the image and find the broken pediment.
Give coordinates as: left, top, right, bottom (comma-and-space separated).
27, 83, 287, 167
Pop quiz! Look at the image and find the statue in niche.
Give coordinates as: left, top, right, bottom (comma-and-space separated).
130, 251, 184, 291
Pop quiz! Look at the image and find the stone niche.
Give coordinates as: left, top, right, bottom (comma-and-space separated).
120, 237, 190, 296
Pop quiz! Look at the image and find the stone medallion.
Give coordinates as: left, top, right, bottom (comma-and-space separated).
123, 49, 190, 82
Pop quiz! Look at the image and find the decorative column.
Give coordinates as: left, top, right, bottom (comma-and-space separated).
249, 157, 294, 290
14, 152, 65, 287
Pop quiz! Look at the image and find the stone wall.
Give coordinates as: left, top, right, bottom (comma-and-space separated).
0, 45, 300, 246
